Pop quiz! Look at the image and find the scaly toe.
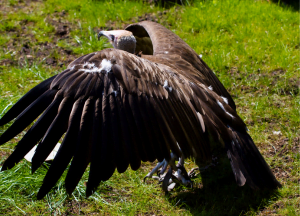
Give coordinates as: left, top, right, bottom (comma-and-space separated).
188, 167, 200, 178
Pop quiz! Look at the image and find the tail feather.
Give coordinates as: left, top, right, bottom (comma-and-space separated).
226, 150, 246, 187
226, 128, 281, 189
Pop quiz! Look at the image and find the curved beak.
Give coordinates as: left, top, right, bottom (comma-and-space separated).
98, 31, 106, 41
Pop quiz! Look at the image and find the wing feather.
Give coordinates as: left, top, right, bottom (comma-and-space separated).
31, 97, 73, 173
126, 21, 236, 109
99, 94, 115, 181
50, 68, 74, 89
0, 89, 57, 145
0, 75, 57, 126
1, 95, 62, 171
65, 97, 95, 195
86, 97, 103, 196
37, 97, 86, 199
148, 96, 177, 158
0, 47, 280, 199
117, 88, 141, 169
131, 94, 157, 162
109, 93, 129, 173
127, 94, 150, 162
137, 94, 163, 161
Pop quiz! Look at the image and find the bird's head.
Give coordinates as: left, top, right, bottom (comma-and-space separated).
98, 30, 136, 54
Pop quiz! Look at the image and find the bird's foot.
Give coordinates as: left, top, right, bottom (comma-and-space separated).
164, 164, 193, 192
144, 152, 178, 182
143, 159, 170, 182
144, 152, 192, 192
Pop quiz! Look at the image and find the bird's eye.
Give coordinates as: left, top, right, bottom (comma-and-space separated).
111, 35, 115, 41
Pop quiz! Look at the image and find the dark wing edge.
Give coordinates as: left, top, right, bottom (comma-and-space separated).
126, 21, 280, 189
125, 21, 236, 110
0, 48, 280, 200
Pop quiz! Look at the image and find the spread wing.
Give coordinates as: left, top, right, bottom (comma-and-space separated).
126, 21, 236, 110
0, 48, 279, 199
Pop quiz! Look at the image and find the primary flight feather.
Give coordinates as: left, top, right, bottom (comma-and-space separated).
0, 21, 280, 199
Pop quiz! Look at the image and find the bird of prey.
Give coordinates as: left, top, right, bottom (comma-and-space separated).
0, 21, 281, 199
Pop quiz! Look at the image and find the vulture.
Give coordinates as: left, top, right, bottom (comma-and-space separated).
0, 21, 281, 199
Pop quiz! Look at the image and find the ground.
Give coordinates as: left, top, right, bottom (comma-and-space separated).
0, 0, 299, 215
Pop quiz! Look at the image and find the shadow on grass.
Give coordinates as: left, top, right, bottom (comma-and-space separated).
166, 157, 280, 215
271, 0, 299, 11
148, 0, 191, 8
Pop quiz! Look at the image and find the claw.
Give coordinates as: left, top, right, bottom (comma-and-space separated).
144, 160, 167, 182
159, 159, 169, 175
188, 167, 200, 178
175, 166, 192, 186
157, 170, 161, 177
167, 182, 176, 191
152, 176, 160, 180
143, 173, 152, 182
144, 150, 196, 192
162, 167, 173, 192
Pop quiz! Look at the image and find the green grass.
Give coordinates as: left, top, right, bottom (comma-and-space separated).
0, 0, 299, 215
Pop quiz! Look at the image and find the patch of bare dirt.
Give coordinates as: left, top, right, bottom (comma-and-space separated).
272, 166, 290, 180
259, 209, 278, 216
227, 67, 299, 96
0, 59, 16, 66
259, 201, 286, 215
0, 151, 10, 165
278, 78, 300, 96
262, 135, 299, 182
291, 137, 299, 154
265, 137, 289, 157
0, 0, 43, 17
14, 40, 77, 67
0, 1, 80, 69
55, 25, 69, 37
1, 6, 175, 70
146, 0, 186, 7
45, 15, 73, 40
61, 200, 89, 215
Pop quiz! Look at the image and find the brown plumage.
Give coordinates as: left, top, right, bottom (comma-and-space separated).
0, 21, 280, 199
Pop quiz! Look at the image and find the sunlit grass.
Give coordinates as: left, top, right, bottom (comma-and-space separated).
0, 0, 299, 215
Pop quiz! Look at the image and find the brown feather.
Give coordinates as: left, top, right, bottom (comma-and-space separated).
109, 93, 130, 173
0, 89, 57, 145
0, 75, 57, 126
99, 95, 116, 181
86, 98, 103, 196
116, 88, 141, 170
37, 97, 85, 199
31, 97, 73, 173
0, 22, 281, 198
65, 97, 95, 195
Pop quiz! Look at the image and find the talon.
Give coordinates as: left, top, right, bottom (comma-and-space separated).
145, 150, 196, 192
162, 167, 173, 192
157, 170, 161, 177
168, 182, 176, 191
188, 167, 200, 178
143, 173, 151, 182
144, 160, 167, 182
175, 166, 192, 186
152, 176, 160, 180
159, 172, 167, 182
